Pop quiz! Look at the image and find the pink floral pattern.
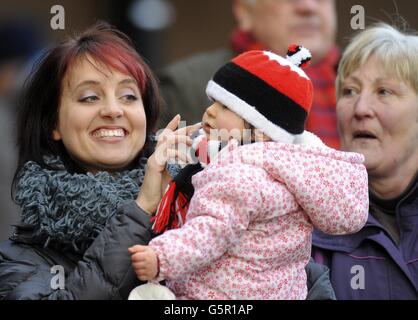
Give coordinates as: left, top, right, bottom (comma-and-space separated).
150, 140, 369, 299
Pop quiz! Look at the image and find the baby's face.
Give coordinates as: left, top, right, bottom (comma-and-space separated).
201, 101, 250, 142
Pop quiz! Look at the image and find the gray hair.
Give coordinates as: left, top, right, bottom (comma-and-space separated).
336, 23, 418, 98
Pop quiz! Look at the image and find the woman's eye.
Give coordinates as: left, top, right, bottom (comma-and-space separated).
79, 96, 99, 103
341, 87, 357, 97
121, 94, 138, 102
377, 88, 392, 96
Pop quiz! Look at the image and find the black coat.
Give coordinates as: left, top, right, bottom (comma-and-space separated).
0, 201, 151, 299
0, 201, 336, 300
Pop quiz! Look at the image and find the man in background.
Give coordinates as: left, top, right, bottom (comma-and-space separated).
159, 0, 340, 148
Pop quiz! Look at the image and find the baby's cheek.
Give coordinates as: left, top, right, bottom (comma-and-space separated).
217, 116, 244, 132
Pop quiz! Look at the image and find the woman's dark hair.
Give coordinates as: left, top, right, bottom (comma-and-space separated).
12, 21, 160, 199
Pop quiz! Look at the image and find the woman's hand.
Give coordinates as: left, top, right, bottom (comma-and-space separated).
136, 115, 201, 214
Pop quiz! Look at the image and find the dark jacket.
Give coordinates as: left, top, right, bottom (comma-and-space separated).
0, 201, 152, 299
0, 200, 335, 300
312, 180, 418, 299
306, 258, 336, 300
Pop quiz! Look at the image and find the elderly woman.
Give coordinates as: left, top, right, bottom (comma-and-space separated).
0, 22, 198, 299
312, 23, 418, 299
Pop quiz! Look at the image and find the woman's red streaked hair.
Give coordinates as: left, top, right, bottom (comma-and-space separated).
13, 21, 160, 185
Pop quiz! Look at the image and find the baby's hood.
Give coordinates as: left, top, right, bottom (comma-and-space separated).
232, 137, 369, 234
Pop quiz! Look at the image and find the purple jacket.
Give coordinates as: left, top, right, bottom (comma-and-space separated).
312, 180, 418, 300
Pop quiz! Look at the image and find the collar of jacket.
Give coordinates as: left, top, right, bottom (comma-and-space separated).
10, 223, 39, 244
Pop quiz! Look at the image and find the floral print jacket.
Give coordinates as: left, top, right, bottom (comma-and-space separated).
150, 139, 369, 299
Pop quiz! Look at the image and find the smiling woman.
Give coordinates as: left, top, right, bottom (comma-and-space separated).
53, 57, 148, 173
0, 21, 199, 300
15, 23, 159, 175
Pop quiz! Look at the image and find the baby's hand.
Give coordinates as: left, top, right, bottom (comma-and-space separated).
129, 245, 159, 281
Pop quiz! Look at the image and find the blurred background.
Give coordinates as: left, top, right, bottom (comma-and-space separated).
1, 0, 418, 70
0, 0, 417, 240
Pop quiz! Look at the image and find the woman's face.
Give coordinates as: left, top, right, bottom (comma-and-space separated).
337, 56, 418, 180
53, 57, 147, 173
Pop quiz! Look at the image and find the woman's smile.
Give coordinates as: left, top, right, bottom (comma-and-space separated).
90, 126, 128, 143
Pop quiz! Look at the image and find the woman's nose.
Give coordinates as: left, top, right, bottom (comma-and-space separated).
100, 99, 124, 119
353, 92, 375, 119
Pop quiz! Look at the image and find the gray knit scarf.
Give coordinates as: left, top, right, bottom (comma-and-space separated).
14, 156, 148, 253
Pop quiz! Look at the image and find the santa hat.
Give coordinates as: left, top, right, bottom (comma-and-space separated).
206, 45, 319, 144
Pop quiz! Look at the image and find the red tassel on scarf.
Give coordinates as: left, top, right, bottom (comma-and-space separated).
151, 133, 221, 235
151, 182, 189, 234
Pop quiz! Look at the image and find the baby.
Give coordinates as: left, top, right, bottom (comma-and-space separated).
129, 46, 369, 299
